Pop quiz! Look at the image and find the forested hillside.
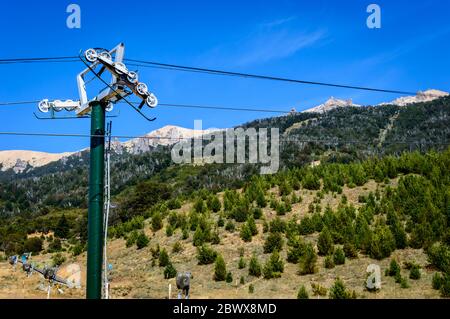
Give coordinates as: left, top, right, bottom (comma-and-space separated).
1, 97, 449, 293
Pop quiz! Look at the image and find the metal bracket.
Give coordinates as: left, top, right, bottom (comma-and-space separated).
37, 43, 157, 119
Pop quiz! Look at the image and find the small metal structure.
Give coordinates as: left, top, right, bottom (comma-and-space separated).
38, 43, 157, 119
37, 43, 158, 299
8, 253, 81, 298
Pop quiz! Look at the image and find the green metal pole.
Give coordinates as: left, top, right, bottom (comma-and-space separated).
86, 101, 106, 299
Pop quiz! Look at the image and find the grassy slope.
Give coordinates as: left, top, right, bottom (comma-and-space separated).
0, 177, 441, 299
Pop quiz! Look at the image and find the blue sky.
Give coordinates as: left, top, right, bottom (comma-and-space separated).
1, 0, 449, 152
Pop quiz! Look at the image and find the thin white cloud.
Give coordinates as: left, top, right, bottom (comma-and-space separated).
197, 18, 328, 67
260, 16, 297, 29
236, 29, 326, 66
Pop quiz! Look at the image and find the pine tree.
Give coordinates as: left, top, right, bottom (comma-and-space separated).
240, 224, 252, 242
136, 232, 149, 249
193, 226, 205, 247
247, 216, 258, 236
209, 196, 221, 213
263, 232, 283, 253
297, 285, 309, 299
151, 212, 163, 231
263, 251, 284, 279
164, 262, 177, 279
409, 265, 421, 280
249, 254, 262, 277
238, 257, 246, 269
317, 226, 334, 256
333, 247, 345, 265
329, 278, 351, 299
159, 248, 170, 267
324, 255, 335, 269
54, 214, 70, 239
299, 243, 317, 275
214, 254, 227, 281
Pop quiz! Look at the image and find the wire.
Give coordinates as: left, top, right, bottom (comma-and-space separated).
0, 131, 449, 145
0, 100, 40, 106
0, 100, 293, 114
157, 103, 290, 114
124, 58, 418, 95
0, 56, 79, 63
0, 55, 437, 96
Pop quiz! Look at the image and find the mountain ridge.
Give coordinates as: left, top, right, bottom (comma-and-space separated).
1, 89, 448, 173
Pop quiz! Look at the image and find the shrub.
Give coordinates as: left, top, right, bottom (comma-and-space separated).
329, 278, 351, 299
409, 265, 421, 280
226, 272, 233, 283
297, 285, 309, 299
399, 276, 410, 289
48, 238, 63, 253
214, 255, 227, 281
311, 283, 327, 296
232, 205, 248, 222
263, 221, 269, 233
269, 217, 286, 233
197, 245, 217, 265
240, 224, 252, 242
317, 227, 334, 256
194, 198, 207, 214
151, 244, 160, 259
151, 212, 163, 231
263, 251, 284, 279
164, 263, 177, 279
172, 241, 184, 254
287, 242, 306, 264
324, 255, 335, 269
440, 273, 450, 297
390, 221, 407, 249
167, 212, 179, 229
125, 231, 138, 248
240, 276, 245, 285
193, 227, 205, 247
343, 242, 358, 258
386, 259, 401, 278
71, 243, 84, 256
166, 225, 174, 237
333, 247, 345, 265
210, 230, 220, 245
368, 226, 395, 260
54, 214, 70, 239
208, 196, 221, 213
253, 207, 263, 219
136, 232, 149, 249
432, 273, 443, 290
427, 243, 450, 274
303, 172, 320, 190
167, 198, 182, 210
249, 255, 262, 277
263, 232, 283, 254
299, 243, 317, 275
159, 248, 170, 267
23, 237, 43, 254
217, 216, 225, 227
52, 253, 66, 267
182, 227, 189, 240
249, 284, 254, 293
298, 216, 315, 235
225, 221, 235, 232
247, 216, 258, 236
238, 257, 246, 269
